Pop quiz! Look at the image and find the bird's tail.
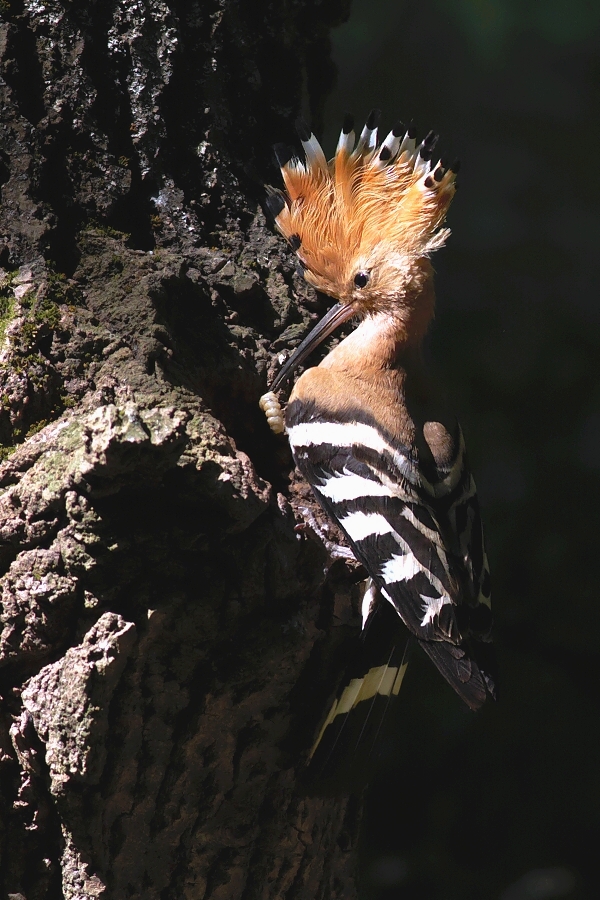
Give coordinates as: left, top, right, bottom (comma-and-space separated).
301, 595, 411, 795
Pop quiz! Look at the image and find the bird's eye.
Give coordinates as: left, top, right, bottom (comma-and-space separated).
354, 272, 369, 288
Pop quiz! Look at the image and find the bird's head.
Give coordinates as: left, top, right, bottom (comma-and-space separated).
266, 110, 459, 389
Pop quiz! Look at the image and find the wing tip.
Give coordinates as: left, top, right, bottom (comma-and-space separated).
419, 638, 497, 711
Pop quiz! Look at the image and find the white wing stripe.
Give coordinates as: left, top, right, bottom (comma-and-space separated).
288, 421, 411, 475
381, 542, 450, 600
338, 510, 394, 542
361, 577, 378, 628
419, 593, 452, 626
380, 551, 423, 583
400, 505, 444, 547
317, 470, 392, 502
380, 543, 453, 627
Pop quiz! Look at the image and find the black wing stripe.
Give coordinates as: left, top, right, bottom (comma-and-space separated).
293, 428, 474, 510
291, 428, 458, 638
288, 420, 419, 484
309, 499, 457, 638
287, 400, 469, 494
337, 508, 454, 596
287, 415, 496, 708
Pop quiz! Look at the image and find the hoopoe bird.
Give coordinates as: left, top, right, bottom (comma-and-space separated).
260, 110, 495, 786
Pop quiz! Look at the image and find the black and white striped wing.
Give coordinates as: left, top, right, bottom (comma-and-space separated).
287, 415, 495, 710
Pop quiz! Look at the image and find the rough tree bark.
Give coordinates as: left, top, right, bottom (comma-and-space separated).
0, 2, 363, 898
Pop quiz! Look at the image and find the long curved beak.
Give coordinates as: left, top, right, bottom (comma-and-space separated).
270, 301, 355, 392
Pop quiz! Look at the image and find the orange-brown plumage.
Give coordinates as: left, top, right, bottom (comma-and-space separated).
267, 116, 458, 315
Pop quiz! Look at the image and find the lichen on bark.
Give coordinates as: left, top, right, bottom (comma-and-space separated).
0, 1, 360, 898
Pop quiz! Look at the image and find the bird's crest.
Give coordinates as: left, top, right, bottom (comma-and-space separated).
266, 110, 458, 303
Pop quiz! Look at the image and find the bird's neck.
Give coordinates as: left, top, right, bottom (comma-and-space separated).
289, 272, 450, 453
320, 279, 435, 378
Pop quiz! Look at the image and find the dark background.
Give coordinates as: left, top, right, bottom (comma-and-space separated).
316, 1, 600, 898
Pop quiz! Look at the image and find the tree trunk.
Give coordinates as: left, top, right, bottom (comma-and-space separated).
0, 2, 361, 898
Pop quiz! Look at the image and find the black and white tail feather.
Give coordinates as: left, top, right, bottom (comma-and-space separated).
302, 591, 411, 794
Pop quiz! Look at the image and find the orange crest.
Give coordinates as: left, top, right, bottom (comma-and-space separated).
266, 111, 458, 306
